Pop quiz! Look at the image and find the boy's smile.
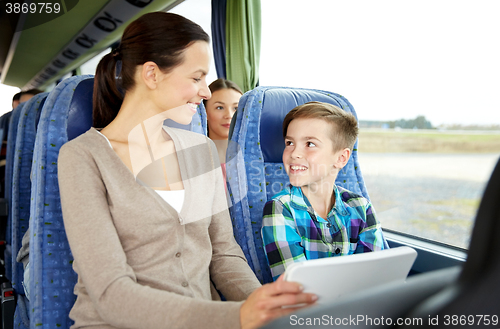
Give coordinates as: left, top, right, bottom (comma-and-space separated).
283, 117, 346, 196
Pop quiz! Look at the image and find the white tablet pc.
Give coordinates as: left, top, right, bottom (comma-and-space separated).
283, 246, 417, 304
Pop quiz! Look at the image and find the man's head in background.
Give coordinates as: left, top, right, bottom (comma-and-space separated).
19, 89, 43, 104
12, 92, 22, 109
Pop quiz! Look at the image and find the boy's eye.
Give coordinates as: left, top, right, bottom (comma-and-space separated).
193, 78, 201, 82
216, 106, 224, 110
307, 142, 316, 147
285, 141, 294, 146
233, 107, 238, 112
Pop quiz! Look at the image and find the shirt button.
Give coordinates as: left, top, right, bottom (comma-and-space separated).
335, 248, 341, 254
182, 282, 189, 287
327, 223, 331, 228
175, 252, 181, 258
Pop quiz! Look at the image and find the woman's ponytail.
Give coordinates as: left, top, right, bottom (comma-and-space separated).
92, 51, 124, 128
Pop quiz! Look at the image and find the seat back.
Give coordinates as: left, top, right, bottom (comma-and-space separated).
11, 93, 48, 292
0, 111, 12, 270
4, 103, 27, 281
226, 86, 369, 283
28, 75, 93, 329
0, 111, 13, 199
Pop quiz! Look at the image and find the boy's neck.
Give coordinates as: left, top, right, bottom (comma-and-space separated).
301, 183, 336, 220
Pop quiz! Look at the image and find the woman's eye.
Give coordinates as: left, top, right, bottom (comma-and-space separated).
193, 78, 201, 82
307, 142, 316, 147
285, 141, 294, 146
233, 107, 238, 112
216, 106, 224, 110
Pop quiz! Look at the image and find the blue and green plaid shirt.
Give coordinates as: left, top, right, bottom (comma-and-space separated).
262, 184, 389, 281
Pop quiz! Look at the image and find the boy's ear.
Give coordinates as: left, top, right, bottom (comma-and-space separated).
141, 61, 161, 90
334, 148, 351, 169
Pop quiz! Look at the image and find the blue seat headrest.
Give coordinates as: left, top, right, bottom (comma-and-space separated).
260, 89, 345, 163
35, 97, 47, 131
67, 78, 94, 141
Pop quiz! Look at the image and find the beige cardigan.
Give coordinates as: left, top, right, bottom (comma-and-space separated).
58, 127, 261, 329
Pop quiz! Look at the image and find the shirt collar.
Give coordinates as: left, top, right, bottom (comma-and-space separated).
330, 185, 349, 216
289, 184, 349, 217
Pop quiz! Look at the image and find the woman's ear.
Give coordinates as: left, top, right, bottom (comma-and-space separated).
141, 61, 160, 90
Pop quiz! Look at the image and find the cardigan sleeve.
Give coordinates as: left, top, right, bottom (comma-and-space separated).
206, 140, 262, 299
58, 141, 245, 329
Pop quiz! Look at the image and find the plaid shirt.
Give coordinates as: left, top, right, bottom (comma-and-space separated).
262, 184, 389, 281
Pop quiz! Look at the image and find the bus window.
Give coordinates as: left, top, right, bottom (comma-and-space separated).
79, 48, 112, 75
259, 0, 500, 249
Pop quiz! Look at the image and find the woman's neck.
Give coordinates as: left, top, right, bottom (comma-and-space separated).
102, 93, 163, 140
99, 90, 177, 177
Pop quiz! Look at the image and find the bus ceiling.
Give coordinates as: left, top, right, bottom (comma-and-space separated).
0, 0, 185, 90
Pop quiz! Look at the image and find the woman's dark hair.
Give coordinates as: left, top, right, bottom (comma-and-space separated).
93, 12, 210, 128
203, 78, 243, 107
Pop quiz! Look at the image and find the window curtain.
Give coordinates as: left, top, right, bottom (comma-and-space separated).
211, 0, 227, 79
225, 0, 261, 93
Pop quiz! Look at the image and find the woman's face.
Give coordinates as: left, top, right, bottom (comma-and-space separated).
205, 88, 241, 140
154, 41, 212, 125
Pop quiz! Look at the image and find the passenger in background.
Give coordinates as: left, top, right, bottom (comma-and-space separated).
19, 89, 43, 104
14, 88, 44, 301
203, 78, 242, 179
261, 101, 388, 281
12, 92, 22, 109
57, 12, 315, 329
11, 89, 43, 110
16, 89, 44, 108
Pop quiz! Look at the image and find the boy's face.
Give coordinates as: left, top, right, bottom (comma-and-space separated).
283, 117, 349, 194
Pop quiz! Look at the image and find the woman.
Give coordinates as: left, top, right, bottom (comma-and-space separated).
204, 78, 242, 181
57, 12, 315, 329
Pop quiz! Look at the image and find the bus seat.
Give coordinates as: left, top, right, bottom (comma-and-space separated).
4, 102, 27, 281
9, 94, 47, 327
11, 93, 48, 312
197, 101, 208, 135
226, 86, 369, 284
0, 111, 12, 273
0, 110, 13, 201
27, 75, 93, 329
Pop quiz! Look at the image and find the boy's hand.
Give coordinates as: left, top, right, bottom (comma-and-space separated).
240, 274, 317, 329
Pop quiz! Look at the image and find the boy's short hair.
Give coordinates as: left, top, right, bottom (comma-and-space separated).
282, 101, 359, 152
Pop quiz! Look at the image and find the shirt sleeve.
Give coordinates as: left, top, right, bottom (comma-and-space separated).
261, 200, 307, 281
58, 142, 244, 329
355, 202, 389, 253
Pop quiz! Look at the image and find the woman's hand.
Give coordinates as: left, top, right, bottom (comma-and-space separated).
240, 275, 317, 329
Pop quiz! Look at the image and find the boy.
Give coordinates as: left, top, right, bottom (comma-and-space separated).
261, 101, 388, 281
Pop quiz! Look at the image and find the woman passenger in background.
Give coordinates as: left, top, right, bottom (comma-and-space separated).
204, 78, 242, 180
57, 11, 315, 329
